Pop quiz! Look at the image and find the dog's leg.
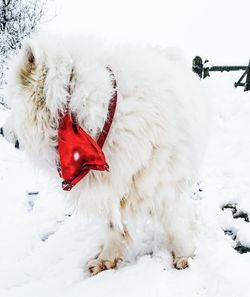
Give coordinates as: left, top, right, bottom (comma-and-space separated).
161, 182, 198, 270
87, 219, 129, 276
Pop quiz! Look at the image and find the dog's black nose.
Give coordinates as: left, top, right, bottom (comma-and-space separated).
15, 140, 20, 149
0, 127, 3, 136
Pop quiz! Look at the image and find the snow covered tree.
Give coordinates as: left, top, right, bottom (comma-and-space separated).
0, 0, 53, 105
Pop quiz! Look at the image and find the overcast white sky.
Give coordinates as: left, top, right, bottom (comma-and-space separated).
43, 0, 250, 65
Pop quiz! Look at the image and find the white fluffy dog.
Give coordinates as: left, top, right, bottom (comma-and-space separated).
1, 35, 208, 275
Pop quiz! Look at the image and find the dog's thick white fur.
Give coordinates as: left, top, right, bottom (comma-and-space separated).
2, 35, 208, 275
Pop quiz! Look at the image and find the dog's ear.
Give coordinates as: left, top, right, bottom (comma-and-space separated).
19, 38, 41, 87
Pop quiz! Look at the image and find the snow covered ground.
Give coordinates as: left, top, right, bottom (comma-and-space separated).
0, 73, 250, 297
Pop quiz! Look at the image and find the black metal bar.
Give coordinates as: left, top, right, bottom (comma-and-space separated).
235, 82, 246, 87
234, 70, 248, 88
192, 56, 250, 91
209, 66, 247, 72
244, 60, 250, 91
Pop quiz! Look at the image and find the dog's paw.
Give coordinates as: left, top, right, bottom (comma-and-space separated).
173, 257, 189, 270
87, 258, 119, 276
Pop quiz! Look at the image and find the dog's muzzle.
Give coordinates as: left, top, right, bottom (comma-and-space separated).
14, 139, 20, 149
0, 127, 20, 149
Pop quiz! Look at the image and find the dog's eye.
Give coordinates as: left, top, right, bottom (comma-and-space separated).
50, 135, 57, 142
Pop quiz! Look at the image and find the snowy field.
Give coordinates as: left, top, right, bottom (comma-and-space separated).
0, 73, 250, 297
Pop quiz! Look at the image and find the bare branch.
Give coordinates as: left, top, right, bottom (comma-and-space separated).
0, 0, 56, 88
3, 0, 11, 8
